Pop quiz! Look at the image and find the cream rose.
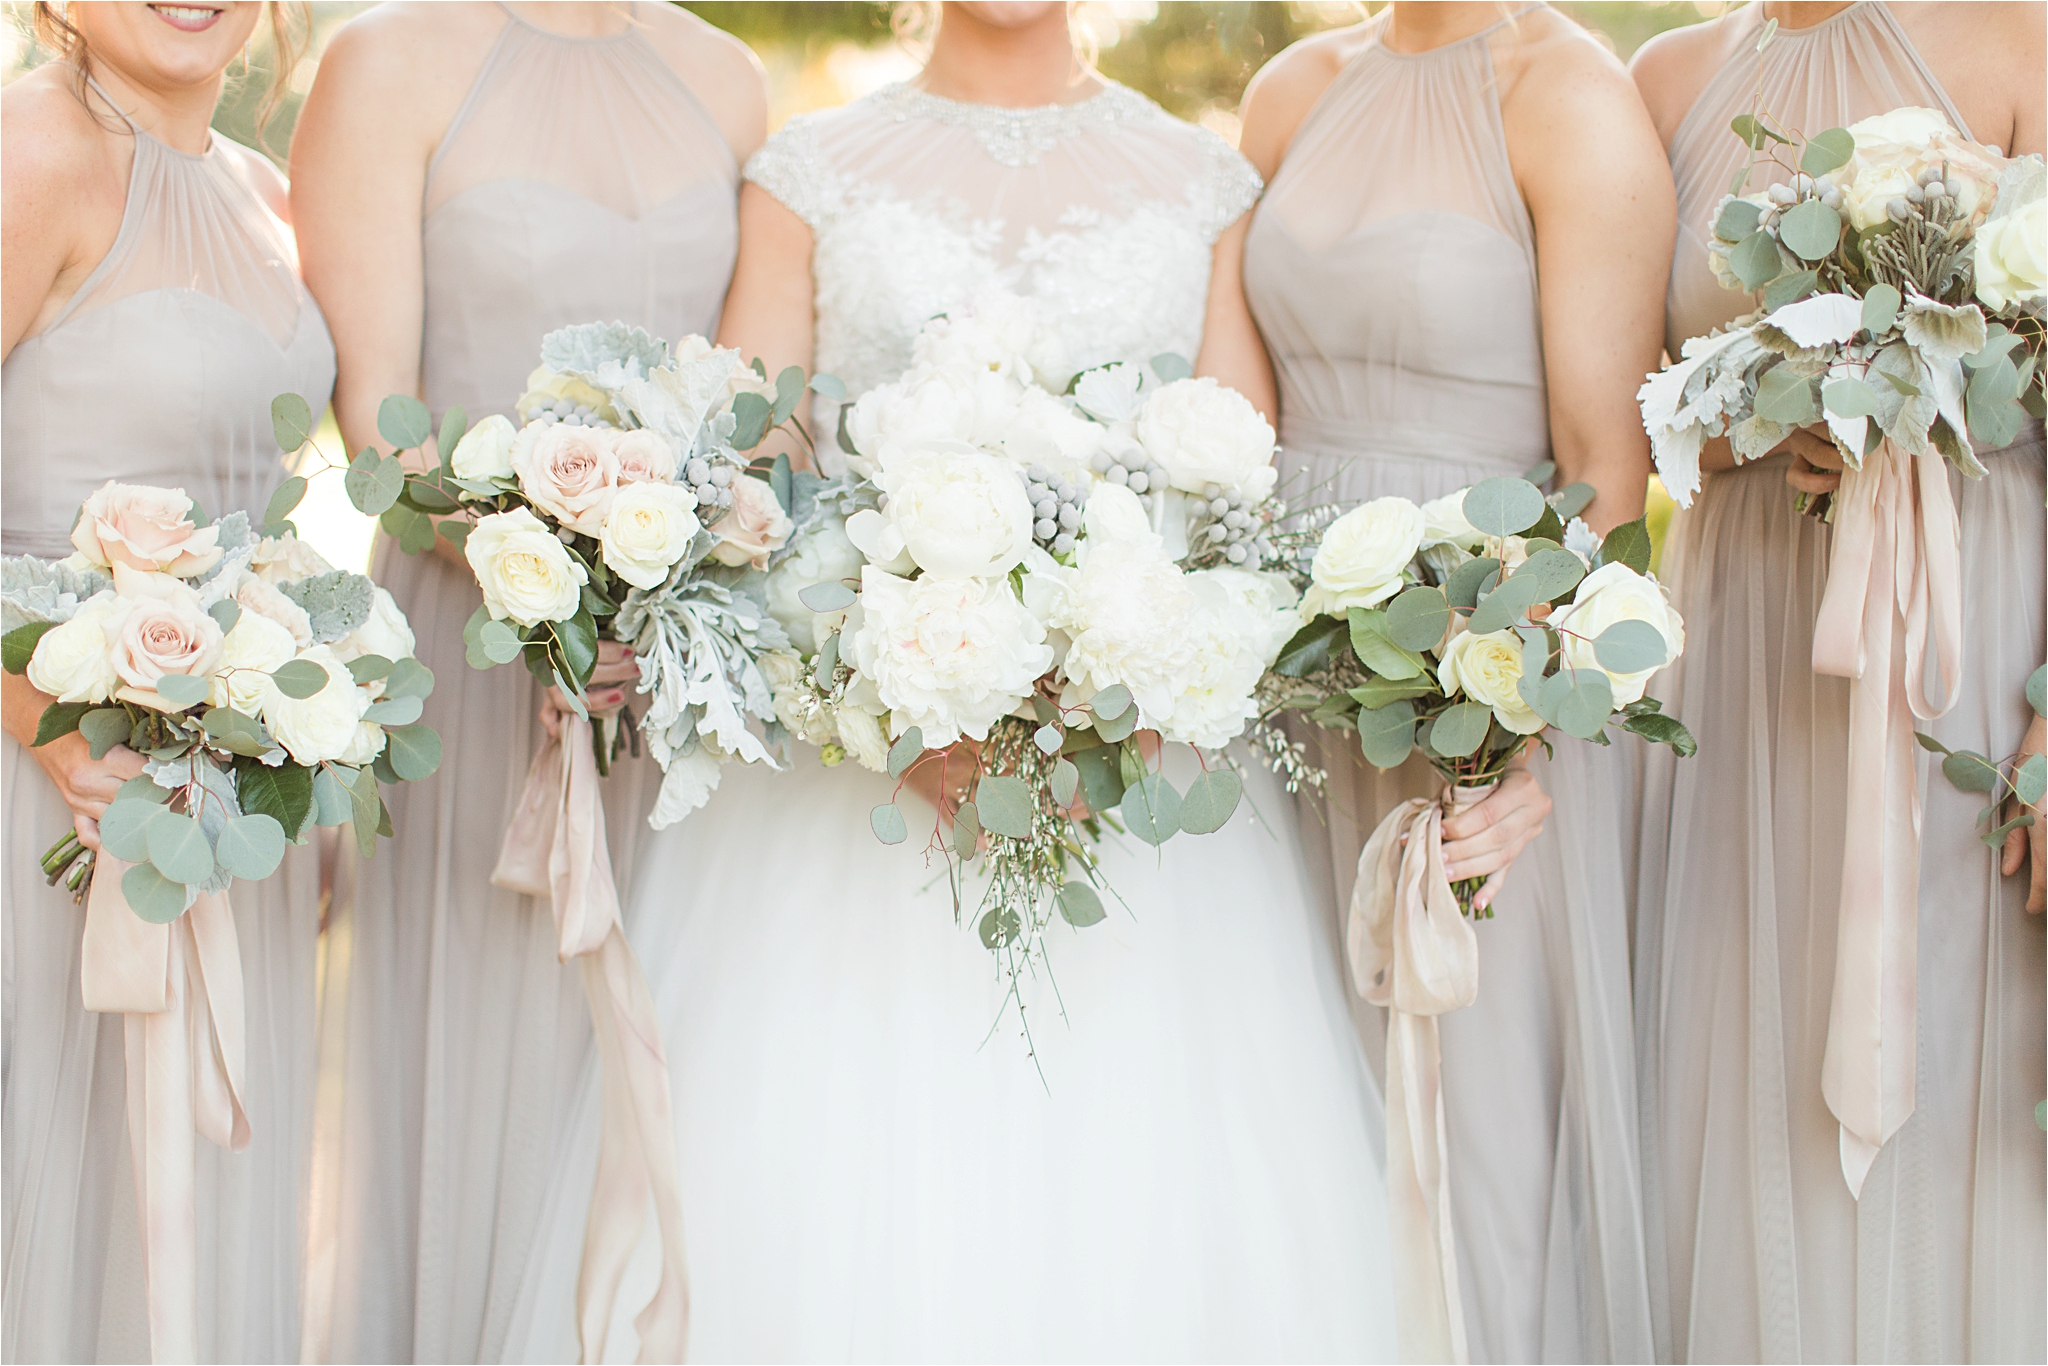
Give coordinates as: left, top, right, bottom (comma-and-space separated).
1300, 497, 1425, 619
1419, 491, 1484, 550
513, 425, 619, 534
336, 587, 416, 665
611, 429, 681, 485
1437, 626, 1545, 735
853, 443, 1035, 580
109, 582, 225, 711
70, 482, 223, 577
25, 593, 124, 705
516, 365, 614, 423
847, 567, 1053, 746
248, 533, 334, 585
1839, 107, 2001, 229
1135, 377, 1279, 501
261, 646, 368, 765
467, 507, 588, 626
235, 574, 314, 647
208, 610, 299, 714
708, 475, 794, 569
1975, 198, 2046, 311
449, 414, 519, 480
600, 482, 702, 589
1549, 562, 1685, 705
337, 720, 389, 766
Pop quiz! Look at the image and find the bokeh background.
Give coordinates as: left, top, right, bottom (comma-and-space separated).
5, 0, 1718, 567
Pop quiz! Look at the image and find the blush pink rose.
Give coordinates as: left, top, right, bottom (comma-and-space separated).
513, 426, 619, 534
70, 481, 223, 577
108, 580, 224, 712
611, 429, 680, 485
709, 475, 794, 569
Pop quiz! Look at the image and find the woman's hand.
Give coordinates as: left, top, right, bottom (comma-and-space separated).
2003, 713, 2046, 913
538, 640, 638, 740
1440, 765, 1553, 914
33, 731, 147, 853
1783, 427, 1847, 497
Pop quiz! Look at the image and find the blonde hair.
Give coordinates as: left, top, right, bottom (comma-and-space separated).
31, 0, 309, 138
891, 2, 1101, 74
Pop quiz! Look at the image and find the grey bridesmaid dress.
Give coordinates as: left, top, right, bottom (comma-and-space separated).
312, 7, 738, 1362
1634, 3, 2046, 1360
1243, 9, 1654, 1362
1, 79, 336, 1362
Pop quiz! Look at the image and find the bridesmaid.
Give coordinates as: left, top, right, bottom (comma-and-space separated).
288, 3, 764, 1360
1238, 2, 1675, 1359
1, 2, 334, 1360
1629, 2, 2045, 1360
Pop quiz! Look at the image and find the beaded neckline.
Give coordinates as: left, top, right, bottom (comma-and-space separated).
871, 80, 1154, 167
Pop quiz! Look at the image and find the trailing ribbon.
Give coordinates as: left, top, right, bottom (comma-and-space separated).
1346, 785, 1487, 1365
493, 714, 689, 1363
79, 860, 248, 1365
1810, 440, 1961, 1197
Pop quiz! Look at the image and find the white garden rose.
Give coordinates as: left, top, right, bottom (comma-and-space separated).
842, 365, 1019, 475
336, 587, 416, 665
600, 482, 702, 589
1300, 497, 1425, 618
1839, 107, 2001, 229
515, 364, 614, 424
1975, 197, 2046, 311
1135, 377, 1278, 501
1839, 160, 1920, 231
847, 567, 1052, 746
832, 702, 891, 773
467, 507, 588, 626
449, 414, 519, 480
765, 513, 864, 654
208, 610, 298, 714
1550, 562, 1685, 705
234, 573, 314, 647
861, 442, 1036, 579
1419, 491, 1484, 550
337, 720, 389, 766
25, 593, 124, 704
1437, 625, 1545, 735
261, 645, 369, 765
248, 533, 333, 585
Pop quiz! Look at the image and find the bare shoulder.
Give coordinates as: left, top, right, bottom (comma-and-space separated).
1500, 9, 1652, 142
1627, 12, 1741, 147
1237, 24, 1366, 181
637, 7, 770, 162
313, 1, 503, 101
1891, 1, 2045, 155
217, 137, 291, 217
2, 65, 120, 202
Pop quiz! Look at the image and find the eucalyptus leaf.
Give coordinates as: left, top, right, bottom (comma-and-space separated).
214, 813, 286, 880
1349, 608, 1426, 681
951, 800, 981, 860
382, 724, 442, 782
1730, 112, 1786, 148
1177, 767, 1242, 835
975, 774, 1035, 838
1861, 284, 1902, 335
1730, 229, 1782, 291
978, 906, 1020, 949
2026, 664, 2045, 719
1763, 268, 1820, 311
377, 394, 433, 451
348, 763, 380, 857
479, 619, 524, 666
1714, 197, 1763, 242
731, 392, 771, 451
1593, 619, 1671, 675
887, 726, 925, 779
1094, 705, 1139, 743
264, 476, 307, 531
1057, 880, 1106, 927
1049, 757, 1080, 809
1429, 701, 1492, 759
1385, 586, 1451, 651
270, 393, 314, 452
118, 774, 172, 804
347, 654, 394, 686
1799, 127, 1855, 176
1549, 482, 1596, 519
270, 658, 331, 700
1149, 352, 1194, 383
1755, 366, 1819, 424
122, 862, 191, 924
344, 450, 406, 517
1121, 774, 1182, 846
1551, 670, 1615, 740
1777, 198, 1842, 260
1942, 749, 2000, 793
815, 631, 840, 680
207, 599, 242, 635
798, 581, 856, 613
1509, 547, 1587, 603
772, 366, 806, 426
80, 708, 132, 760
1520, 460, 1557, 487
383, 656, 434, 701
1349, 676, 1440, 709
151, 673, 210, 710
313, 765, 355, 826
1913, 730, 1951, 755
1444, 556, 1501, 610
146, 812, 214, 885
2015, 753, 2045, 807
1463, 477, 1546, 538
1357, 699, 1418, 770
869, 802, 908, 845
98, 798, 163, 863
808, 373, 846, 403
1984, 812, 2036, 848
1822, 375, 1883, 419
1091, 683, 1133, 721
1033, 724, 1063, 756
363, 696, 423, 727
437, 406, 468, 473
436, 521, 473, 555
1072, 746, 1125, 814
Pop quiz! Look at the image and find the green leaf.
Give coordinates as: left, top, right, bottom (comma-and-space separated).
1594, 619, 1670, 675
347, 654, 394, 686
1714, 197, 1763, 242
3, 621, 56, 674
80, 707, 132, 760
770, 452, 794, 517
207, 600, 243, 637
1357, 699, 1418, 770
2015, 753, 2045, 808
1466, 572, 1546, 636
270, 658, 330, 700
362, 696, 422, 726
32, 701, 91, 747
1941, 749, 2000, 793
975, 774, 1035, 838
214, 813, 286, 880
2026, 664, 2045, 719
1984, 812, 2036, 847
1521, 460, 1557, 487
1821, 375, 1883, 419
1462, 477, 1546, 537
1550, 482, 1597, 519
1599, 518, 1653, 575
1033, 723, 1062, 756
1551, 669, 1615, 740
1730, 112, 1787, 148
377, 394, 433, 451
1913, 730, 1951, 755
1094, 705, 1139, 743
951, 800, 981, 860
1622, 711, 1696, 757
1049, 757, 1080, 809
1057, 880, 1106, 927
1072, 746, 1126, 815
202, 707, 269, 758
345, 449, 406, 517
149, 673, 208, 710
1385, 586, 1451, 651
1799, 127, 1855, 176
772, 366, 806, 426
1730, 229, 1782, 291
235, 760, 315, 838
437, 519, 473, 554
798, 581, 856, 613
554, 609, 599, 688
808, 373, 846, 404
1754, 366, 1819, 424
731, 391, 772, 451
264, 476, 307, 531
1149, 352, 1194, 383
313, 765, 355, 826
1444, 556, 1501, 611
436, 406, 468, 473
382, 724, 442, 781
1861, 283, 1902, 335
1967, 353, 2024, 409
1272, 614, 1348, 678
98, 798, 163, 863
869, 802, 908, 845
398, 479, 460, 514
1348, 608, 1426, 681
1962, 330, 2025, 370
1121, 774, 1182, 846
978, 906, 1020, 949
347, 763, 381, 857
122, 862, 190, 924
1430, 701, 1493, 759
1091, 683, 1133, 721
382, 656, 434, 700
479, 619, 524, 666
887, 726, 925, 779
1763, 268, 1820, 312
146, 811, 214, 885
1177, 767, 1242, 835
1777, 198, 1841, 260
270, 393, 314, 452
118, 774, 171, 804
1510, 547, 1587, 604
1967, 393, 2025, 450
1348, 676, 1440, 709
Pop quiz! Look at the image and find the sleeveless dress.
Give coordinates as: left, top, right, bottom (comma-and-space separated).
504, 81, 1399, 1365
1633, 4, 2047, 1361
1, 83, 336, 1363
1243, 12, 1655, 1363
311, 9, 738, 1362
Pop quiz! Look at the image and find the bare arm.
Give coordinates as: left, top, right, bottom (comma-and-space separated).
716, 182, 817, 465
2, 76, 124, 361
1194, 214, 1276, 423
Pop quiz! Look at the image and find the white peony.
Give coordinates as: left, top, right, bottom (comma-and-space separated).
998, 386, 1104, 479
336, 587, 416, 665
765, 514, 864, 654
1549, 562, 1685, 705
449, 414, 519, 480
1135, 377, 1278, 501
832, 702, 892, 773
1300, 497, 1425, 619
1030, 532, 1200, 728
599, 482, 702, 590
25, 592, 124, 704
854, 442, 1036, 580
1437, 625, 1545, 735
261, 645, 369, 765
466, 507, 588, 627
842, 364, 1020, 475
1975, 196, 2045, 311
208, 610, 299, 714
910, 291, 1045, 383
847, 567, 1052, 746
1154, 568, 1302, 747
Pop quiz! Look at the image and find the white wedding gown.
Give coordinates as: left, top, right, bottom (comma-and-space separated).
505, 81, 1397, 1364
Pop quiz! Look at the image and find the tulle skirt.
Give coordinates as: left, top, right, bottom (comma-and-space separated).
2, 735, 320, 1363
1634, 439, 2046, 1363
504, 747, 1398, 1364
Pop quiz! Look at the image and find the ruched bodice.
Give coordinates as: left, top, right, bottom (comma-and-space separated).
420, 3, 738, 424
1664, 2, 1966, 353
1, 91, 334, 555
1246, 7, 1547, 484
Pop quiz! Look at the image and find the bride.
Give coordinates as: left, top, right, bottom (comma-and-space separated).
508, 4, 1395, 1360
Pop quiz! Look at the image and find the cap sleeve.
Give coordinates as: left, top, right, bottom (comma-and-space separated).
741, 112, 841, 232
1188, 131, 1264, 243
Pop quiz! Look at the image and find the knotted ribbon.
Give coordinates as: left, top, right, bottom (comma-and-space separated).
80, 859, 249, 1365
1347, 784, 1488, 1365
1810, 440, 1962, 1197
493, 713, 689, 1364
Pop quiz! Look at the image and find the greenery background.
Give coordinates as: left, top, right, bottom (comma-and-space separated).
4, 1, 1718, 567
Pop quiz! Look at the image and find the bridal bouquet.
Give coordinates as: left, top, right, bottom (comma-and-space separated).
767, 292, 1303, 1005
1640, 101, 2045, 513
1260, 473, 1693, 915
1, 483, 438, 919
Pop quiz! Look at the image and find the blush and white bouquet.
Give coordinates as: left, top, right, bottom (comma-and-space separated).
769, 292, 1303, 1011
2, 482, 437, 919
1640, 92, 2044, 514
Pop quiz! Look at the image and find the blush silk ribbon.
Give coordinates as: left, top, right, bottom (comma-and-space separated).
79, 861, 249, 1366
1347, 785, 1488, 1366
1810, 440, 1962, 1197
493, 713, 689, 1364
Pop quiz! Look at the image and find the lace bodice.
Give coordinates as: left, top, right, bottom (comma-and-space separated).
744, 80, 1261, 400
